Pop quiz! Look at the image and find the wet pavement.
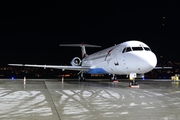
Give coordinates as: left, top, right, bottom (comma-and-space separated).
0, 78, 180, 120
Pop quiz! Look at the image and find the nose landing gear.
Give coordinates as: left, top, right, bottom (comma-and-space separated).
129, 80, 139, 88
128, 73, 140, 88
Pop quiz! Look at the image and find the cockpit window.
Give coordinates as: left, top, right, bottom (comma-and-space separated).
144, 47, 151, 51
122, 46, 151, 53
122, 47, 126, 53
132, 47, 143, 51
122, 47, 132, 53
126, 47, 132, 52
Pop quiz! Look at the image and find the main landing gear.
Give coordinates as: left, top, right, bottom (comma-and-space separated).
78, 72, 85, 82
109, 74, 118, 82
78, 76, 85, 82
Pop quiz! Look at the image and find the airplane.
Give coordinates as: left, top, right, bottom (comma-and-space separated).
8, 40, 170, 86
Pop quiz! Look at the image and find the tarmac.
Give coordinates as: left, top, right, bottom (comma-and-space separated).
1, 78, 180, 120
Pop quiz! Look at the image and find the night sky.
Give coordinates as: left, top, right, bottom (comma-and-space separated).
0, 1, 180, 66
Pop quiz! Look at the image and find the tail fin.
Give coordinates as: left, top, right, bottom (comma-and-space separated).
60, 42, 101, 58
81, 42, 86, 58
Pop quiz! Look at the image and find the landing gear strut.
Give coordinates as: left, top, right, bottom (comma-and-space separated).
128, 73, 139, 88
78, 72, 85, 82
109, 74, 118, 82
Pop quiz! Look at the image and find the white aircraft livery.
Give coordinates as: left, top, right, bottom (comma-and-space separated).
9, 40, 163, 85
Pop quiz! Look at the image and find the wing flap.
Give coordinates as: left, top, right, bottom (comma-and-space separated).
8, 64, 90, 71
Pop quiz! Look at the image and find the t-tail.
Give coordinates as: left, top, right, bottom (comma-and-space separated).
81, 42, 86, 58
60, 42, 101, 59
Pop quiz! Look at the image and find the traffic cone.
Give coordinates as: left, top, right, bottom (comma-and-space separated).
24, 76, 26, 85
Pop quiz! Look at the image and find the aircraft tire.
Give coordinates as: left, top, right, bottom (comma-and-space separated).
78, 76, 85, 82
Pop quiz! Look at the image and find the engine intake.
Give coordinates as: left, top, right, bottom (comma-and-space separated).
71, 57, 81, 66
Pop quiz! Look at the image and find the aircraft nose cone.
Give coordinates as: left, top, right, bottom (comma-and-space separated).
138, 51, 157, 72
148, 52, 157, 68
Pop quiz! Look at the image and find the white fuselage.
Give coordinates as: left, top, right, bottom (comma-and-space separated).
82, 40, 157, 75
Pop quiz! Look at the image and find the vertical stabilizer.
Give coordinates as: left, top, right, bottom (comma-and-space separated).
81, 42, 86, 58
59, 42, 101, 59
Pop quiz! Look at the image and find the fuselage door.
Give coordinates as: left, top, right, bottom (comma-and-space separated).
108, 49, 122, 73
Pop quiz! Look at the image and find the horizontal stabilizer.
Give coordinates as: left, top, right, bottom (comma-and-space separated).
60, 44, 101, 47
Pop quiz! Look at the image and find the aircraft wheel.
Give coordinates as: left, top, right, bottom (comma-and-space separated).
134, 81, 138, 85
129, 81, 132, 86
110, 77, 114, 82
78, 76, 85, 82
78, 76, 82, 82
109, 75, 117, 82
82, 77, 86, 82
129, 80, 138, 86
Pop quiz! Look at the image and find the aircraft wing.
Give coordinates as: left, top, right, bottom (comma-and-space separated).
154, 66, 172, 69
8, 64, 90, 71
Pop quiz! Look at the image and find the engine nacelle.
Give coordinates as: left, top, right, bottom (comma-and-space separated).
70, 57, 82, 66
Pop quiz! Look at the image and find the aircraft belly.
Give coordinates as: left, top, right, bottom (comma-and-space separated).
84, 59, 109, 74
86, 68, 108, 74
